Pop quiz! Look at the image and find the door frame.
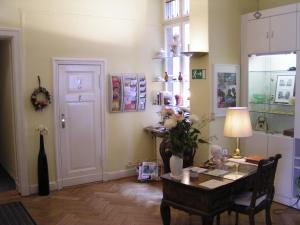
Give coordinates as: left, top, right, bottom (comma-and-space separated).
52, 58, 107, 189
0, 27, 29, 195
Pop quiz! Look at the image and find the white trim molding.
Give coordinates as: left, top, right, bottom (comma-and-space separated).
0, 27, 29, 196
29, 181, 58, 195
52, 58, 107, 189
103, 168, 137, 181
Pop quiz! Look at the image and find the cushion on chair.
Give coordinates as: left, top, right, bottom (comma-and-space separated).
234, 191, 266, 207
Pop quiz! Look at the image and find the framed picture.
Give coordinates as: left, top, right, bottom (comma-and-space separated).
274, 75, 295, 104
213, 64, 240, 117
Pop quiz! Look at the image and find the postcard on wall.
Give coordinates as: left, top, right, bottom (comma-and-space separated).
110, 75, 123, 112
213, 64, 240, 117
138, 74, 146, 111
123, 75, 138, 112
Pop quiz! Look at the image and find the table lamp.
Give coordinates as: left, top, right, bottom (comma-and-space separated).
224, 107, 253, 159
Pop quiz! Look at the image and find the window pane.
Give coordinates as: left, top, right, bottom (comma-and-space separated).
183, 23, 190, 51
183, 0, 190, 15
165, 0, 180, 20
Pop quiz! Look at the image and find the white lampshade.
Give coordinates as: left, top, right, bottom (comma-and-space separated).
224, 107, 253, 138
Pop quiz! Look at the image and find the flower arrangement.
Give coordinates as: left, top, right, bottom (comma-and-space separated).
162, 109, 210, 158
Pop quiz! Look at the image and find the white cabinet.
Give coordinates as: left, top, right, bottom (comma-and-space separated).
241, 132, 268, 157
270, 13, 297, 52
268, 135, 294, 205
297, 12, 300, 50
241, 132, 294, 205
247, 18, 269, 54
247, 13, 297, 54
296, 52, 300, 138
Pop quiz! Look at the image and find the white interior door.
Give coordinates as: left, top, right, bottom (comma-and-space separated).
58, 64, 103, 187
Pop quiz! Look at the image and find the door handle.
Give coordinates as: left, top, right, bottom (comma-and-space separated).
61, 113, 66, 128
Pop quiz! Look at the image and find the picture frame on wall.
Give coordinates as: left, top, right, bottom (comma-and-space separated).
213, 64, 240, 117
274, 75, 295, 104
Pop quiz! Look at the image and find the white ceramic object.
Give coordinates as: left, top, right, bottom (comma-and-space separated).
169, 155, 183, 179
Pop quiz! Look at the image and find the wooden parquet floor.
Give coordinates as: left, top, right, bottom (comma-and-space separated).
1, 177, 299, 225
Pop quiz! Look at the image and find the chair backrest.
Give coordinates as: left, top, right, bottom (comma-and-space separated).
250, 154, 281, 208
159, 139, 196, 173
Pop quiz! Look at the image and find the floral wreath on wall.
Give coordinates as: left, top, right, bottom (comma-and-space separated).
31, 76, 51, 111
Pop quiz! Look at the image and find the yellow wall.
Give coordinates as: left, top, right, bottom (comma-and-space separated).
190, 0, 257, 162
0, 40, 16, 179
0, 0, 162, 185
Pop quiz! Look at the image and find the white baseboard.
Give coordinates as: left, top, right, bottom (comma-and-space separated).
103, 168, 137, 181
29, 181, 58, 194
28, 168, 137, 194
274, 194, 295, 207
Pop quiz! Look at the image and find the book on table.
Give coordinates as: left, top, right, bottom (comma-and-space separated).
245, 155, 266, 164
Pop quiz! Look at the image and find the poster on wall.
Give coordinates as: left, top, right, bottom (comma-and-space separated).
110, 75, 123, 112
213, 64, 240, 117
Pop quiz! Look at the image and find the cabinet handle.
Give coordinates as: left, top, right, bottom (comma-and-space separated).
61, 113, 66, 128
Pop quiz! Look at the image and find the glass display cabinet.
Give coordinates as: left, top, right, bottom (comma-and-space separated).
248, 53, 296, 135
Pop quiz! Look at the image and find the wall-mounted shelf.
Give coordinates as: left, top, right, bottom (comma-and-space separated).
153, 51, 208, 59
181, 51, 208, 57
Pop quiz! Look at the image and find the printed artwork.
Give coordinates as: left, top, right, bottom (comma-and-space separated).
217, 72, 237, 108
275, 75, 295, 103
123, 76, 138, 111
138, 75, 146, 111
111, 76, 122, 112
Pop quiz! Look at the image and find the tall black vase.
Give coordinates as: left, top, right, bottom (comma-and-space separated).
38, 134, 49, 196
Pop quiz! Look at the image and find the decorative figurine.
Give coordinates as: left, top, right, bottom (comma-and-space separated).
178, 72, 183, 82
164, 71, 169, 82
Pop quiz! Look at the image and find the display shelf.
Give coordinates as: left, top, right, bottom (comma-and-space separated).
248, 70, 296, 73
152, 55, 181, 60
249, 102, 295, 106
249, 110, 294, 116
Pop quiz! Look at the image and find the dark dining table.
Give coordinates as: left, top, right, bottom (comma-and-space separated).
160, 162, 258, 225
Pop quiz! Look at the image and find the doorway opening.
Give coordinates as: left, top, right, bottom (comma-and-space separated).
0, 39, 17, 193
0, 28, 29, 196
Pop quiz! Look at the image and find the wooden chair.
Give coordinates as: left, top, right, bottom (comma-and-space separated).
159, 139, 196, 173
228, 154, 282, 225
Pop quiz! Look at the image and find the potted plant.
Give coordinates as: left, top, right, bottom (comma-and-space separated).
162, 110, 209, 178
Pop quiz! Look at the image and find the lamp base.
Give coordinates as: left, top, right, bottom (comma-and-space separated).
232, 154, 243, 159
232, 146, 242, 159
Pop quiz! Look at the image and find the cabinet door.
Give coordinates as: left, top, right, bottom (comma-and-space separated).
268, 135, 294, 203
247, 18, 269, 54
240, 131, 268, 157
297, 12, 300, 51
270, 13, 297, 53
296, 52, 300, 138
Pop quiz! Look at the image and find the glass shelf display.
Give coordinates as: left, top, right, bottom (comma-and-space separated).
248, 53, 296, 134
